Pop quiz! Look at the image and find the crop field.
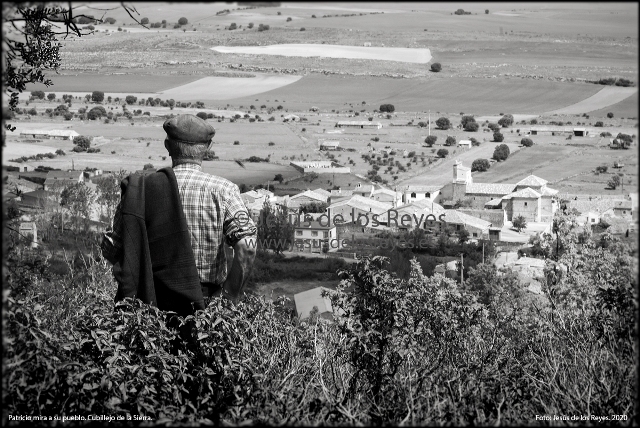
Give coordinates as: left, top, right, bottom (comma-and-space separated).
161, 74, 303, 100
4, 142, 61, 159
212, 44, 432, 63
545, 87, 639, 115
24, 73, 203, 93
233, 75, 605, 114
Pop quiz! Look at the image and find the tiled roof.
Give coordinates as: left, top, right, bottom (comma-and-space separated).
47, 170, 82, 179
328, 195, 392, 214
442, 210, 492, 230
502, 187, 542, 199
568, 199, 621, 215
404, 184, 443, 193
330, 190, 353, 197
458, 209, 505, 227
465, 183, 516, 195
313, 188, 331, 197
372, 187, 400, 197
540, 187, 558, 196
614, 201, 632, 210
485, 198, 503, 207
516, 175, 548, 187
295, 220, 335, 230
290, 190, 329, 202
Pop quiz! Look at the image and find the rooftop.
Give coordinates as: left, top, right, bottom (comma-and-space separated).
502, 187, 542, 200
465, 183, 516, 196
290, 190, 329, 202
442, 210, 492, 230
294, 220, 335, 230
328, 194, 392, 214
516, 175, 548, 187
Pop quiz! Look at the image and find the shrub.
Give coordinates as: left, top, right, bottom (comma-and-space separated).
471, 158, 490, 172
125, 95, 137, 105
436, 117, 450, 130
31, 90, 45, 99
445, 136, 456, 146
437, 148, 448, 158
595, 165, 608, 173
424, 135, 437, 146
229, 23, 237, 30
600, 132, 612, 137
234, 141, 240, 145
608, 175, 621, 189
379, 104, 395, 113
493, 131, 504, 142
529, 118, 538, 125
430, 62, 442, 72
178, 17, 188, 25
521, 138, 533, 147
268, 142, 275, 146
300, 27, 305, 31
607, 112, 614, 118
594, 121, 603, 127
196, 112, 208, 120
493, 143, 510, 161
286, 17, 292, 22
64, 112, 73, 120
464, 121, 479, 132
141, 17, 149, 25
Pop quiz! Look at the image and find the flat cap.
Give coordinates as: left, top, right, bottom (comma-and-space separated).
163, 114, 215, 144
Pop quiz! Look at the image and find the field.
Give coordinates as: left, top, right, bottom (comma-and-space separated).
161, 74, 302, 100
212, 44, 432, 63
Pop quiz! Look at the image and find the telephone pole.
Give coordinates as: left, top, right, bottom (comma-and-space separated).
428, 110, 431, 136
460, 253, 464, 286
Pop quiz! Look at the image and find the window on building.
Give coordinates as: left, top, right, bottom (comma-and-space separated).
524, 202, 528, 206
323, 231, 329, 238
410, 192, 416, 198
591, 218, 595, 223
425, 192, 430, 198
473, 233, 478, 237
296, 230, 302, 236
311, 231, 318, 237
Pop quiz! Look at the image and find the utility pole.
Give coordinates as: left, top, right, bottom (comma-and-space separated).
428, 110, 431, 136
460, 253, 464, 286
482, 241, 485, 264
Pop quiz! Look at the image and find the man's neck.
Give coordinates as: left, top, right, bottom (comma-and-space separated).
172, 159, 202, 168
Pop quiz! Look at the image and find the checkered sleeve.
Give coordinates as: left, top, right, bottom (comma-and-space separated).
223, 183, 257, 247
101, 200, 124, 264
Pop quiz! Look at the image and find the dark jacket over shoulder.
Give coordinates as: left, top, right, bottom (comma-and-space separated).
112, 167, 204, 316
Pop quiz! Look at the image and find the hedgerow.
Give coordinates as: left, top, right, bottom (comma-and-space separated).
2, 220, 637, 425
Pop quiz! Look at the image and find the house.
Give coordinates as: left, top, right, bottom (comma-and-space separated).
336, 120, 382, 130
19, 129, 79, 140
371, 187, 402, 207
19, 222, 38, 248
458, 208, 506, 228
502, 187, 542, 223
488, 227, 502, 241
283, 114, 299, 122
351, 182, 375, 198
401, 184, 442, 204
441, 210, 492, 239
613, 200, 632, 219
294, 287, 334, 320
530, 126, 554, 136
5, 162, 34, 172
457, 140, 472, 148
383, 198, 445, 231
319, 140, 340, 150
43, 170, 84, 191
294, 220, 339, 253
288, 190, 329, 210
327, 195, 392, 227
328, 189, 354, 205
312, 188, 331, 198
19, 189, 54, 210
434, 260, 458, 279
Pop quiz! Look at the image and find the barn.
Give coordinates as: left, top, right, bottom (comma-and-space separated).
336, 120, 382, 130
573, 127, 589, 137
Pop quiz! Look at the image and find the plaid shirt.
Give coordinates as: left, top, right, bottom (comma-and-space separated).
101, 164, 257, 285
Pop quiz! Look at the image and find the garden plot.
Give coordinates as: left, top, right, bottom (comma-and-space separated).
211, 44, 431, 64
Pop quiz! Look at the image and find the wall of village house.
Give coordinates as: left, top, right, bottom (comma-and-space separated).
510, 198, 540, 222
327, 205, 380, 226
465, 193, 505, 209
288, 195, 325, 209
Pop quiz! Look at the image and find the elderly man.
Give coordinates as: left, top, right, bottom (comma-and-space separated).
101, 114, 257, 316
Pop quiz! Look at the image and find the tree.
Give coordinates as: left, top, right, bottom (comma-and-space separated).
487, 122, 500, 132
608, 175, 621, 189
458, 228, 470, 243
46, 92, 56, 101
470, 137, 480, 146
607, 112, 614, 118
424, 135, 437, 146
492, 144, 510, 161
471, 158, 490, 172
464, 121, 479, 132
485, 9, 489, 14
248, 22, 254, 28
31, 90, 45, 100
521, 138, 533, 147
493, 131, 504, 142
196, 112, 208, 120
498, 114, 514, 128
257, 202, 294, 254
91, 90, 104, 103
437, 148, 449, 158
143, 163, 155, 170
417, 121, 427, 128
140, 17, 149, 25
229, 22, 237, 30
460, 115, 475, 128
178, 17, 188, 25
594, 121, 603, 127
60, 182, 95, 231
445, 136, 456, 146
73, 135, 91, 150
430, 62, 442, 72
95, 170, 128, 221
125, 95, 137, 105
436, 117, 450, 130
379, 104, 395, 113
512, 215, 527, 232
273, 173, 284, 184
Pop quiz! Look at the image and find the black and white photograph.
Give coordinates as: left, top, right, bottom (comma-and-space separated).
2, 1, 637, 425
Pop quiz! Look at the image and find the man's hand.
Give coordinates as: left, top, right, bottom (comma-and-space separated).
220, 236, 256, 300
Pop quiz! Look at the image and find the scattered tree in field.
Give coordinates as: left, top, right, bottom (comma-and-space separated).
608, 175, 621, 189
31, 90, 45, 100
248, 22, 254, 28
91, 91, 104, 103
471, 158, 490, 172
498, 114, 514, 128
493, 131, 504, 142
470, 137, 480, 146
47, 93, 56, 101
143, 163, 155, 170
512, 215, 527, 232
417, 121, 427, 128
286, 17, 292, 22
465, 121, 479, 132
73, 135, 91, 151
140, 17, 149, 25
424, 135, 437, 146
493, 143, 510, 161
273, 174, 284, 184
521, 138, 533, 147
196, 112, 208, 120
487, 123, 500, 132
445, 136, 456, 146
178, 17, 188, 25
461, 115, 475, 128
300, 27, 305, 31
258, 23, 270, 31
430, 62, 442, 72
436, 117, 450, 129
607, 112, 614, 118
437, 148, 449, 158
485, 9, 489, 14
379, 104, 395, 113
595, 165, 608, 173
125, 95, 137, 105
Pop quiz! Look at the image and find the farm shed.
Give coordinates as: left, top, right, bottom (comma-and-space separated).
336, 120, 382, 130
319, 140, 340, 150
530, 127, 553, 136
573, 127, 588, 137
20, 129, 79, 140
457, 140, 472, 148
283, 114, 299, 122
